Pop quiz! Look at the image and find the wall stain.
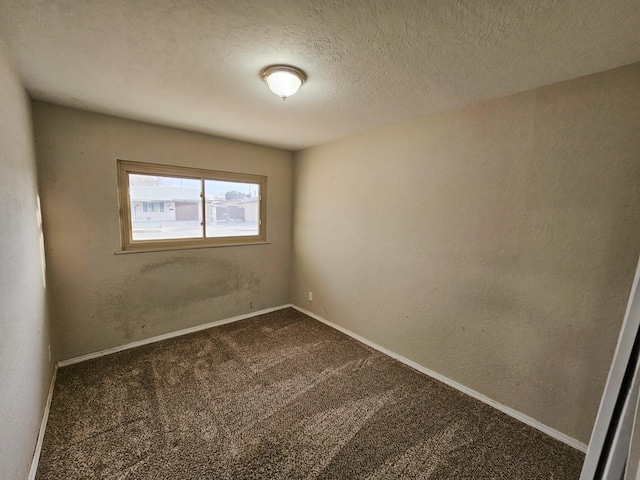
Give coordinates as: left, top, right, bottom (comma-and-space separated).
97, 256, 261, 340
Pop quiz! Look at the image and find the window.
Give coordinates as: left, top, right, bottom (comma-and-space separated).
142, 202, 164, 213
117, 160, 267, 252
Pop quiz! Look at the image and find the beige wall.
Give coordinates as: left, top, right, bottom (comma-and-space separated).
33, 103, 293, 360
0, 42, 53, 479
292, 63, 640, 444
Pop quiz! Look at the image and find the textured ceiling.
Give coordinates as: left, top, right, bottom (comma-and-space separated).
0, 0, 638, 150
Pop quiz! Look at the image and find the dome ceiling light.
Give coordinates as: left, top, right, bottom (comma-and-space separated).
260, 65, 307, 100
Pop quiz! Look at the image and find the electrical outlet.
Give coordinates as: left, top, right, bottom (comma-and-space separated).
308, 291, 313, 301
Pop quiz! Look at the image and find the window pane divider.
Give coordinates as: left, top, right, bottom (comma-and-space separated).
200, 177, 206, 239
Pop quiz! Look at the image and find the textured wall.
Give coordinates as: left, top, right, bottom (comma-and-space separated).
0, 42, 52, 479
33, 103, 293, 360
292, 63, 640, 444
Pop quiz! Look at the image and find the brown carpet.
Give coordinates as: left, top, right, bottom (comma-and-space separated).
36, 308, 584, 479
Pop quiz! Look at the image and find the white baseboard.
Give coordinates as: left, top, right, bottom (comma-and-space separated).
291, 304, 588, 453
58, 304, 293, 367
28, 363, 58, 480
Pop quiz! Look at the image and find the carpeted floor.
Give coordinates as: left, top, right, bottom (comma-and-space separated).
36, 308, 585, 479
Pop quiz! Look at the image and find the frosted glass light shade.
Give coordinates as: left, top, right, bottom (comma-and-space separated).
266, 71, 302, 97
261, 65, 306, 99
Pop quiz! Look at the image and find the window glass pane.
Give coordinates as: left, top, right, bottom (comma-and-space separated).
129, 174, 203, 240
205, 180, 260, 238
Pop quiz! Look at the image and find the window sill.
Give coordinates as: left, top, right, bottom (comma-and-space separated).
114, 240, 270, 255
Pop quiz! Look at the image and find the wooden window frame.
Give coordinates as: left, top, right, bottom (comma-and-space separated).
117, 160, 267, 253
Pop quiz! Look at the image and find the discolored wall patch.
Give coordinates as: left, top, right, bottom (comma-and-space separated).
98, 256, 261, 339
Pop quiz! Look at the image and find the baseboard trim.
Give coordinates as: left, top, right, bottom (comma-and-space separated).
291, 304, 588, 453
58, 304, 293, 367
28, 363, 58, 480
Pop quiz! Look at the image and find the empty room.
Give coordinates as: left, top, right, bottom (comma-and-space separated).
1, 1, 639, 479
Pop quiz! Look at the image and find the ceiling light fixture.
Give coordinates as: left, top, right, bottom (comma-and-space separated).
260, 65, 307, 100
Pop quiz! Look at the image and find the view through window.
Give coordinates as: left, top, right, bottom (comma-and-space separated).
117, 160, 266, 251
